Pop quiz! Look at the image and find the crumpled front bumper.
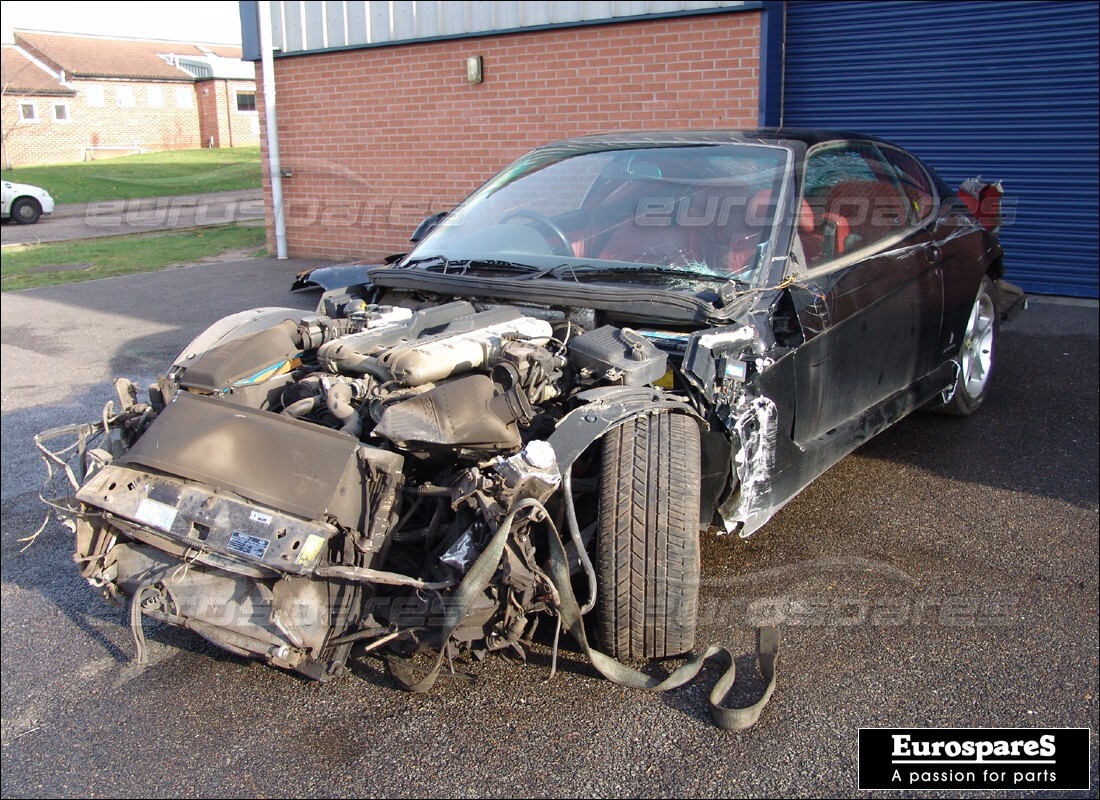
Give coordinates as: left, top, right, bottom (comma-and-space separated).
76, 465, 339, 576
35, 391, 406, 680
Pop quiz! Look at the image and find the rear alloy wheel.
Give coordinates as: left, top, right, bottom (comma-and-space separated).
11, 197, 42, 225
597, 413, 701, 660
938, 275, 998, 416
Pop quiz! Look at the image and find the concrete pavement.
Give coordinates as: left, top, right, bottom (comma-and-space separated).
1, 262, 1096, 797
0, 188, 264, 245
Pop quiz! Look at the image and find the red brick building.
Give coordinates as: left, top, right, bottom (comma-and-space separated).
196, 75, 261, 149
1, 30, 259, 168
241, 0, 1097, 297
244, 4, 764, 261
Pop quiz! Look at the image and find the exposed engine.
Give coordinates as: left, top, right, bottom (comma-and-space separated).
173, 300, 566, 452
42, 292, 741, 683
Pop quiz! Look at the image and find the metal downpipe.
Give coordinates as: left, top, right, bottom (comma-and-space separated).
258, 1, 288, 260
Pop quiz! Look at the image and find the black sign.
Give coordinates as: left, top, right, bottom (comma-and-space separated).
858, 728, 1091, 791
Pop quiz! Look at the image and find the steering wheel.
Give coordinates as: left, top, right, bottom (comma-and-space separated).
500, 209, 574, 257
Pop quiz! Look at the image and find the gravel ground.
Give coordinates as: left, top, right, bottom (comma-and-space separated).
1, 261, 1096, 798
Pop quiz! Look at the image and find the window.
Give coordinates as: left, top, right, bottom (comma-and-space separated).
175, 87, 193, 108
18, 101, 37, 121
53, 102, 71, 122
235, 91, 257, 112
800, 143, 912, 269
880, 146, 938, 223
146, 86, 164, 108
85, 85, 105, 107
414, 144, 791, 284
116, 86, 136, 107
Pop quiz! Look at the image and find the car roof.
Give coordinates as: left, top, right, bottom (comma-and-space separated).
540, 129, 895, 149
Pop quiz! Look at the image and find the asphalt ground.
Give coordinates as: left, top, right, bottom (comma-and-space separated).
1, 259, 1097, 798
0, 189, 264, 245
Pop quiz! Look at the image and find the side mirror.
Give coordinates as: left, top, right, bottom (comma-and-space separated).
410, 211, 447, 243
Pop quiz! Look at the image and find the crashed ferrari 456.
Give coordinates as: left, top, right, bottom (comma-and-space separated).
36, 131, 1024, 728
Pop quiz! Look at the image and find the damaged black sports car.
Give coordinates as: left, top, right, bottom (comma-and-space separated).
37, 130, 1025, 728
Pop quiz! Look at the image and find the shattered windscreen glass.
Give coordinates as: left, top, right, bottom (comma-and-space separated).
404, 143, 792, 287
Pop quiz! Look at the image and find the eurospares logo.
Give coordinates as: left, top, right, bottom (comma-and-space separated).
857, 728, 1091, 791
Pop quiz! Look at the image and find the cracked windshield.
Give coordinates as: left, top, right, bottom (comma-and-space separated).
404, 143, 791, 286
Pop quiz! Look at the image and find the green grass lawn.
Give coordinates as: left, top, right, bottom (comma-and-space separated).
0, 146, 261, 205
1, 223, 267, 291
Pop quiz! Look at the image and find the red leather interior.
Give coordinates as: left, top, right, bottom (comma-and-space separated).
821, 211, 851, 255
574, 181, 806, 274
824, 180, 908, 248
592, 183, 757, 270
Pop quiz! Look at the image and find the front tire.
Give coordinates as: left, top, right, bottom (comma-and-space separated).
937, 275, 998, 416
11, 197, 42, 225
596, 413, 701, 660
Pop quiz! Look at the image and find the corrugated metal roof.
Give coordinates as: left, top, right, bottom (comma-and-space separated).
266, 0, 748, 54
178, 55, 256, 81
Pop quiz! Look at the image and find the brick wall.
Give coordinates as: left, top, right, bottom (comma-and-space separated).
2, 78, 201, 166
259, 10, 762, 260
197, 77, 261, 149
3, 76, 260, 168
196, 78, 227, 148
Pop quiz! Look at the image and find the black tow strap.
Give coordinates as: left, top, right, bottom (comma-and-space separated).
389, 498, 780, 731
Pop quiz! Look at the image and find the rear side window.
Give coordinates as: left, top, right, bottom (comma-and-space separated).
880, 146, 938, 223
803, 148, 878, 195
800, 143, 912, 269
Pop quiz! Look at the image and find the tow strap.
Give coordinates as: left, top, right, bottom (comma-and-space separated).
389, 498, 780, 731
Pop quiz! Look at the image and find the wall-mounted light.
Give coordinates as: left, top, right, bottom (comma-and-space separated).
466, 55, 483, 84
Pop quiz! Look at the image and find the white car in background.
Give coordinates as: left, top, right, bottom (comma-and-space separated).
2, 180, 55, 224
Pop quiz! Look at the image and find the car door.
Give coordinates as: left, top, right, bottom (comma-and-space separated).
788, 141, 944, 446
878, 145, 993, 364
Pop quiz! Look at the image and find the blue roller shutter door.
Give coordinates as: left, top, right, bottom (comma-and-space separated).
783, 0, 1099, 297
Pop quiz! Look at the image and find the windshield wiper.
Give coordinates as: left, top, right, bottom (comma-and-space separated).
395, 256, 744, 286
396, 256, 546, 276
550, 263, 733, 282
